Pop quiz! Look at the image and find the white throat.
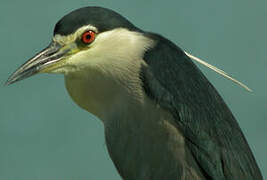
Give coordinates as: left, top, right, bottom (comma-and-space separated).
64, 28, 155, 122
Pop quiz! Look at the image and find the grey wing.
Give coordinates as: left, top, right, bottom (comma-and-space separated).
141, 33, 263, 180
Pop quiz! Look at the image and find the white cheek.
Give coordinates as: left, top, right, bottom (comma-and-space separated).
63, 28, 155, 75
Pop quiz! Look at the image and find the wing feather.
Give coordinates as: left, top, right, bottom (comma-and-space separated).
141, 33, 262, 180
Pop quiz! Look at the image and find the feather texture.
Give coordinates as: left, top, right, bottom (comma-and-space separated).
141, 32, 262, 179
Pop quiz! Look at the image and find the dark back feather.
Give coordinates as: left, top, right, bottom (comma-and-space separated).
141, 33, 263, 179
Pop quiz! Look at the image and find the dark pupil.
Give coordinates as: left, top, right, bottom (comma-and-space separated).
86, 34, 91, 40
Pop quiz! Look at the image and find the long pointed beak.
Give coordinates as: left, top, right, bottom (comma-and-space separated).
6, 42, 69, 85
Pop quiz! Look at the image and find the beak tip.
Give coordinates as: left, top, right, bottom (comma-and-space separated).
5, 42, 64, 87
5, 77, 15, 86
4, 81, 10, 86
5, 72, 20, 86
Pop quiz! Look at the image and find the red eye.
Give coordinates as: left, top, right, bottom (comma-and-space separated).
82, 30, 96, 44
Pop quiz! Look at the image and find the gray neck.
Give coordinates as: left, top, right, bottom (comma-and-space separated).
65, 71, 205, 179
104, 93, 189, 180
64, 59, 205, 179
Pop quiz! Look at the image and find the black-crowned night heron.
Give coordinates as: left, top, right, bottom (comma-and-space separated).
6, 6, 262, 180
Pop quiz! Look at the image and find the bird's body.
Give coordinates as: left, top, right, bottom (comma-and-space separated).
7, 7, 262, 179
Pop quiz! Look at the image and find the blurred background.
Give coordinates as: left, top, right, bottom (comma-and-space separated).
0, 0, 266, 179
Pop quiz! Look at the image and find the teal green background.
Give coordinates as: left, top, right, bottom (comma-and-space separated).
1, 0, 266, 179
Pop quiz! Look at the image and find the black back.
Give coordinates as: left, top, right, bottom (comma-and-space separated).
141, 32, 263, 179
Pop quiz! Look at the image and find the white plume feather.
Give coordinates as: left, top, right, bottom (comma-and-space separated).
184, 51, 252, 92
